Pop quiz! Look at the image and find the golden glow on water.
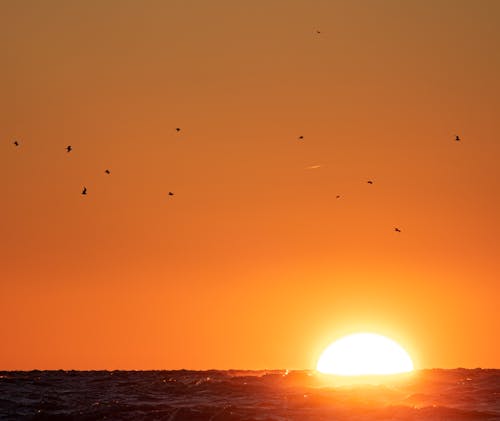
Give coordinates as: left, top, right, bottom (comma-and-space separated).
317, 333, 414, 376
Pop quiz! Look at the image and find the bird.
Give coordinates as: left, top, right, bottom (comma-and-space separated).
336, 195, 341, 199
66, 145, 72, 152
168, 192, 174, 196
367, 180, 373, 184
104, 169, 111, 174
394, 227, 401, 233
175, 128, 181, 132
298, 135, 304, 140
81, 187, 87, 195
455, 135, 460, 141
13, 140, 19, 147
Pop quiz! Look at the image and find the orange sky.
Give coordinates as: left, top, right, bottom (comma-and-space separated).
1, 0, 499, 370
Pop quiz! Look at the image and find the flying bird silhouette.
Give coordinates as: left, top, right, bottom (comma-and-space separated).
81, 187, 87, 195
66, 145, 72, 153
13, 140, 19, 147
455, 135, 460, 141
168, 192, 174, 196
336, 195, 341, 199
298, 135, 304, 140
105, 169, 110, 174
367, 180, 373, 184
394, 227, 401, 233
175, 128, 181, 132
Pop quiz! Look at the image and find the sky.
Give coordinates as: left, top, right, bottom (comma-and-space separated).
1, 0, 499, 370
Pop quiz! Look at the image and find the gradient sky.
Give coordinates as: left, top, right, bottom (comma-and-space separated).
1, 0, 499, 370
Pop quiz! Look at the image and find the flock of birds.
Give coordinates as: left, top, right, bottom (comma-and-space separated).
10, 129, 463, 234
7, 26, 464, 236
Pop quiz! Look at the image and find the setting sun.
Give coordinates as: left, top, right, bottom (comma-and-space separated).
317, 333, 414, 376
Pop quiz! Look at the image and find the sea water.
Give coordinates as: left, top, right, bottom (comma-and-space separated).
0, 369, 498, 420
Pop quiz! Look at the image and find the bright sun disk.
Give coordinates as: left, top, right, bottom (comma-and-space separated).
316, 333, 414, 376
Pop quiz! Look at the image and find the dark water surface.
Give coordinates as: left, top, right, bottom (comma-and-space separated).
0, 369, 498, 420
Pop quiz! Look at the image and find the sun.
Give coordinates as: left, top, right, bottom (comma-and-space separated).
316, 333, 414, 376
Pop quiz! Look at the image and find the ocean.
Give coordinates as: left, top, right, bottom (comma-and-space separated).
0, 369, 498, 420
